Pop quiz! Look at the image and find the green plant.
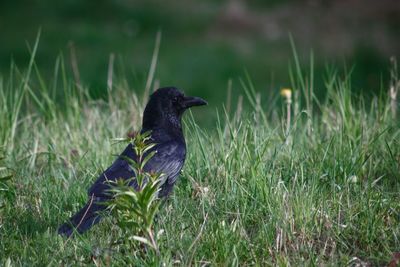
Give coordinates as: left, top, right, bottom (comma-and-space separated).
106, 131, 163, 257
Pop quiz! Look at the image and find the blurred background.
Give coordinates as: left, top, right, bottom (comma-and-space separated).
0, 0, 399, 107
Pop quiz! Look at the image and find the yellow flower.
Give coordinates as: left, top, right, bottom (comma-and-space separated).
280, 88, 292, 99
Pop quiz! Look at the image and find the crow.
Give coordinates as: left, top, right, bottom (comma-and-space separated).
58, 87, 207, 237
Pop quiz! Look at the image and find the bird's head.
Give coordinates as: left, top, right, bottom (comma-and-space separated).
142, 87, 207, 131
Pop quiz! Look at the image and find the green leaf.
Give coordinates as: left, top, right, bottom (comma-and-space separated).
148, 202, 161, 224
142, 143, 157, 154
141, 151, 157, 169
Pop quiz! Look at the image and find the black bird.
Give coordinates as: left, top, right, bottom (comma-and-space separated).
58, 87, 207, 237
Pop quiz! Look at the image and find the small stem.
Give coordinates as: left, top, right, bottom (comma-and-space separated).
107, 53, 115, 92
147, 229, 160, 256
285, 100, 291, 137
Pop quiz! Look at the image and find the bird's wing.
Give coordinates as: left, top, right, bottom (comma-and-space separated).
144, 141, 186, 198
144, 141, 186, 185
87, 144, 137, 198
87, 141, 185, 198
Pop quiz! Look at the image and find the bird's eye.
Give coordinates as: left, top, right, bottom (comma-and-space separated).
172, 96, 179, 103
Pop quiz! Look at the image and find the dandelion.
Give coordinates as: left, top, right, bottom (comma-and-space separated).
280, 88, 292, 137
280, 88, 292, 103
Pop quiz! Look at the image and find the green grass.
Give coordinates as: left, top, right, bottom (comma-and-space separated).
0, 40, 399, 266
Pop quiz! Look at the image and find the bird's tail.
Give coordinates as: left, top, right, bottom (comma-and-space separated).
58, 196, 106, 237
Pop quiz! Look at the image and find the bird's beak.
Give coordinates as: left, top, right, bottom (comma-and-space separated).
182, 96, 207, 109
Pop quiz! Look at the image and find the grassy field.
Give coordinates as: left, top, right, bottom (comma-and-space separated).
0, 38, 399, 266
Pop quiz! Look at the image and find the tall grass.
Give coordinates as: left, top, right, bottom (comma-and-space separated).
0, 39, 399, 266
